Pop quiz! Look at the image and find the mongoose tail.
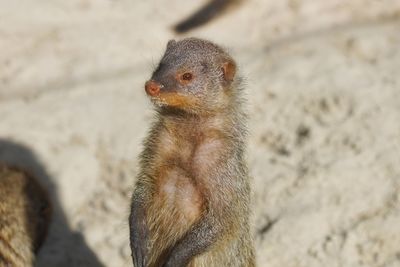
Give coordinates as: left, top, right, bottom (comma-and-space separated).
173, 0, 243, 33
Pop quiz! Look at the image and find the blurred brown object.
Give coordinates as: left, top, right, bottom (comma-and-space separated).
0, 164, 51, 267
173, 0, 244, 33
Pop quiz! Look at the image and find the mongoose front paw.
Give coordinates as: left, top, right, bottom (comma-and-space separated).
132, 243, 147, 267
162, 252, 190, 267
130, 223, 148, 267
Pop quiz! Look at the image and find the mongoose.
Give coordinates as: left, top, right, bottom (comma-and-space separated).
173, 0, 244, 33
0, 164, 51, 267
129, 38, 255, 267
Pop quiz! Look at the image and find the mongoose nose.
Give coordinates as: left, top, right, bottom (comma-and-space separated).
145, 80, 161, 96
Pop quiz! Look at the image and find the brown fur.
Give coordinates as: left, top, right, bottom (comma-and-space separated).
0, 164, 51, 267
130, 38, 255, 267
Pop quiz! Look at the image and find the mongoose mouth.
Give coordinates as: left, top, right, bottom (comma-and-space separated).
145, 80, 199, 110
149, 91, 198, 109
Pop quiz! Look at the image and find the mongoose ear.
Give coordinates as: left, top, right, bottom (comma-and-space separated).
221, 60, 236, 83
167, 40, 177, 50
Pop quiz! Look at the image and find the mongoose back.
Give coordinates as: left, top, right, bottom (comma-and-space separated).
130, 38, 255, 267
0, 164, 51, 267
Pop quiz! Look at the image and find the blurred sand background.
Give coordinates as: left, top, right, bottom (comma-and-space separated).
1, 0, 400, 266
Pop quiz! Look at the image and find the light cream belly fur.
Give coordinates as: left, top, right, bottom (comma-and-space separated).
146, 167, 204, 266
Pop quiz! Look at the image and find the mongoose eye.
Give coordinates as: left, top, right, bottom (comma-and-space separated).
181, 72, 193, 81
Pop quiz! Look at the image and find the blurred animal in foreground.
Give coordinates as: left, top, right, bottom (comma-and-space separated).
0, 164, 51, 267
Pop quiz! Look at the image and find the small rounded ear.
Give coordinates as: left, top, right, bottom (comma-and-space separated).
221, 59, 236, 83
167, 39, 177, 50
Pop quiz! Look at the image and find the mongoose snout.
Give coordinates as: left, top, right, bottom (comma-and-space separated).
145, 80, 162, 97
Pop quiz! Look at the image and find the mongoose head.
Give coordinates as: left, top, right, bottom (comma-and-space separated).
145, 38, 237, 114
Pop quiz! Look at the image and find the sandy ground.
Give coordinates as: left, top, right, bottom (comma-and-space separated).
1, 0, 400, 266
